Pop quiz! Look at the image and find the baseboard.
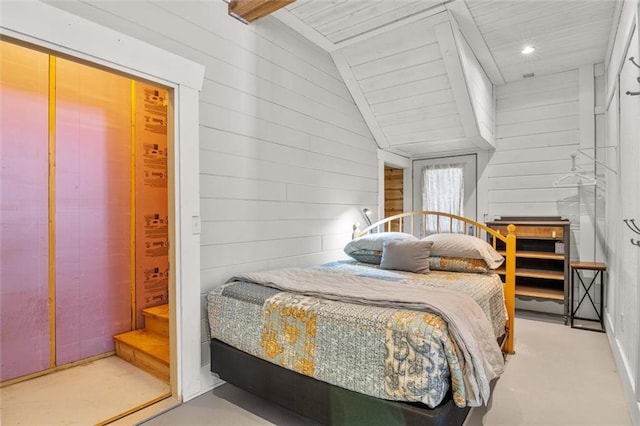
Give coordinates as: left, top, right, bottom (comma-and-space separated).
605, 313, 640, 425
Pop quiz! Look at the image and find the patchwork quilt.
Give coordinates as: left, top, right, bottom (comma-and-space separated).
208, 261, 507, 408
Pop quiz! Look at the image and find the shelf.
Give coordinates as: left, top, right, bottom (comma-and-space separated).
496, 267, 565, 280
487, 217, 570, 318
498, 250, 564, 260
491, 224, 565, 239
515, 285, 564, 300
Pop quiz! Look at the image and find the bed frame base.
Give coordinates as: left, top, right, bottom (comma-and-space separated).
210, 339, 470, 426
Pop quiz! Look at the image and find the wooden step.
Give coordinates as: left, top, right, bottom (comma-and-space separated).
114, 330, 169, 383
143, 304, 169, 337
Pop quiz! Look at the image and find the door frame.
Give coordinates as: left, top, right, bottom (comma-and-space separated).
377, 149, 410, 224
1, 2, 205, 401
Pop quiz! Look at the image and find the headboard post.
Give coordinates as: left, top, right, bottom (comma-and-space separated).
503, 224, 517, 354
353, 211, 518, 355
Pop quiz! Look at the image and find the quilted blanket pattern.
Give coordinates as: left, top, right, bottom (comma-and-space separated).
208, 261, 506, 408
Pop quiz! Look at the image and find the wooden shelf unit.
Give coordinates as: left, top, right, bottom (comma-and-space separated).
488, 217, 571, 320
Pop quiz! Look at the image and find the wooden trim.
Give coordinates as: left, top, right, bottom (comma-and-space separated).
228, 0, 295, 24
570, 261, 607, 271
496, 267, 565, 281
48, 54, 57, 369
130, 80, 137, 330
491, 224, 565, 239
95, 392, 172, 426
0, 352, 114, 388
497, 250, 564, 260
504, 225, 516, 353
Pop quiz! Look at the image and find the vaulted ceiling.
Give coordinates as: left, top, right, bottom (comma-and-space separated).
273, 0, 620, 157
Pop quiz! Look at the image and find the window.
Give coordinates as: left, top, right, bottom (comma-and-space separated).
422, 163, 465, 233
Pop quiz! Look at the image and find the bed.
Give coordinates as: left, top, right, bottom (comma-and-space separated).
208, 211, 516, 425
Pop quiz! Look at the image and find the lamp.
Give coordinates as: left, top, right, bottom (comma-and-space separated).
362, 208, 372, 226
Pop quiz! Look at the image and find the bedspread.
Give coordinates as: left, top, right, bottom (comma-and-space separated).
208, 261, 507, 408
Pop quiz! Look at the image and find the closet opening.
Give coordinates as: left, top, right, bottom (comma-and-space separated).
1, 37, 175, 424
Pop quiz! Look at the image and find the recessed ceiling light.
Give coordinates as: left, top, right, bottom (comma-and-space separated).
521, 45, 535, 55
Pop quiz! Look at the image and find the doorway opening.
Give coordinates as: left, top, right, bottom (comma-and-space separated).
384, 165, 403, 231
1, 38, 173, 424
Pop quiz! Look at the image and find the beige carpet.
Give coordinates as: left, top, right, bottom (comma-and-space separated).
143, 316, 632, 426
0, 356, 170, 426
465, 316, 631, 425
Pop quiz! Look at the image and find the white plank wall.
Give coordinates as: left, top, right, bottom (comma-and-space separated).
488, 70, 581, 247
46, 0, 378, 394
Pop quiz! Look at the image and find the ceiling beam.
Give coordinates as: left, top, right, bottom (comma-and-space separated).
272, 8, 334, 51
229, 0, 295, 24
445, 0, 505, 85
331, 51, 390, 150
435, 20, 493, 151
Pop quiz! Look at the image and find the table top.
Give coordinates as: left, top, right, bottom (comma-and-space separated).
570, 261, 607, 270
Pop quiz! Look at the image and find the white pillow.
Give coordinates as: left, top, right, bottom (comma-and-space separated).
346, 232, 418, 251
422, 233, 504, 269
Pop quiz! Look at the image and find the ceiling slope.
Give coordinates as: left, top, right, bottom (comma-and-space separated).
275, 2, 496, 156
273, 0, 618, 158
332, 12, 495, 156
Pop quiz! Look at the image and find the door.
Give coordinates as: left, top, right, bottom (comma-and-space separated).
412, 154, 477, 237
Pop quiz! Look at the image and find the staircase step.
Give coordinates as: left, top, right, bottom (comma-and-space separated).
143, 304, 169, 321
143, 304, 169, 337
114, 330, 169, 383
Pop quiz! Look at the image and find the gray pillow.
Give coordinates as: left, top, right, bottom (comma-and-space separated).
344, 232, 418, 264
379, 240, 434, 274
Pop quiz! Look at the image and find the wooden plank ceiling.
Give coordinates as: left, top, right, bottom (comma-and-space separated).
333, 12, 484, 156
286, 0, 445, 44
274, 0, 619, 157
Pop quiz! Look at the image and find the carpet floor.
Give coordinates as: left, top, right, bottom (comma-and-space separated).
143, 316, 632, 426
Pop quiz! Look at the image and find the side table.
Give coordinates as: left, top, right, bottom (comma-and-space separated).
570, 261, 607, 332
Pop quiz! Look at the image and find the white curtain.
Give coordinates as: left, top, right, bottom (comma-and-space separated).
422, 163, 464, 233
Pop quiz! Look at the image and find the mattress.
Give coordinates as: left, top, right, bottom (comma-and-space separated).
207, 260, 507, 408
